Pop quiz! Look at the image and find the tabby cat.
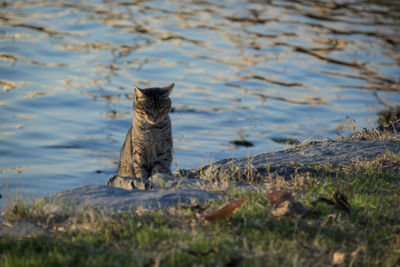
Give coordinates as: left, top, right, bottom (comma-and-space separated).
117, 83, 174, 179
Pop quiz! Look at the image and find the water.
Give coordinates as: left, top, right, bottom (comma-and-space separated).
1, 0, 399, 206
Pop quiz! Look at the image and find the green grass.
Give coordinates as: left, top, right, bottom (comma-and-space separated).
1, 152, 400, 266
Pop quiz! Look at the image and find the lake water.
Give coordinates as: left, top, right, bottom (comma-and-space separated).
1, 0, 399, 207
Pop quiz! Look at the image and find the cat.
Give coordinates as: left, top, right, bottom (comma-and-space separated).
117, 83, 174, 179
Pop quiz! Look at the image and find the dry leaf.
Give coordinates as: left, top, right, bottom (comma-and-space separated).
268, 189, 293, 207
203, 198, 247, 221
332, 251, 345, 265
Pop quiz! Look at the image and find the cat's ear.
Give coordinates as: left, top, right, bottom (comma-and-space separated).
134, 86, 145, 100
162, 83, 174, 95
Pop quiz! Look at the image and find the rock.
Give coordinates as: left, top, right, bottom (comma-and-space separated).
42, 184, 222, 213
42, 173, 259, 213
186, 141, 400, 180
108, 173, 224, 191
40, 140, 400, 214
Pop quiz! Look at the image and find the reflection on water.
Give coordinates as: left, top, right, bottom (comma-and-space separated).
0, 0, 399, 204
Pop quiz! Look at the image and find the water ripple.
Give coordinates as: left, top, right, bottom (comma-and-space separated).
0, 0, 399, 203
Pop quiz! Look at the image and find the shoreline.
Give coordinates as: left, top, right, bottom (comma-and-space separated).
1, 121, 399, 228
23, 129, 400, 214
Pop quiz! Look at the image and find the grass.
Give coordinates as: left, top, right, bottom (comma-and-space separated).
277, 117, 400, 153
335, 116, 399, 142
1, 151, 399, 266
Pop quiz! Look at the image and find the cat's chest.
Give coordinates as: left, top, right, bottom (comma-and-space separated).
133, 125, 171, 146
133, 129, 171, 161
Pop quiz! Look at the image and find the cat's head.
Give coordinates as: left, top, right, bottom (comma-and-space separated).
133, 83, 174, 124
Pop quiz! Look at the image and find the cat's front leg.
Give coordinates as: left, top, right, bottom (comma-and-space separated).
151, 160, 172, 176
133, 156, 150, 179
117, 126, 135, 177
134, 169, 150, 179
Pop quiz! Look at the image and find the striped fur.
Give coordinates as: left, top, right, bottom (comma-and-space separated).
117, 83, 174, 179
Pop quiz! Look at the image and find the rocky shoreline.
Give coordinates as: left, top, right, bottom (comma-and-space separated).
185, 140, 400, 180
1, 122, 399, 236
40, 139, 400, 213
